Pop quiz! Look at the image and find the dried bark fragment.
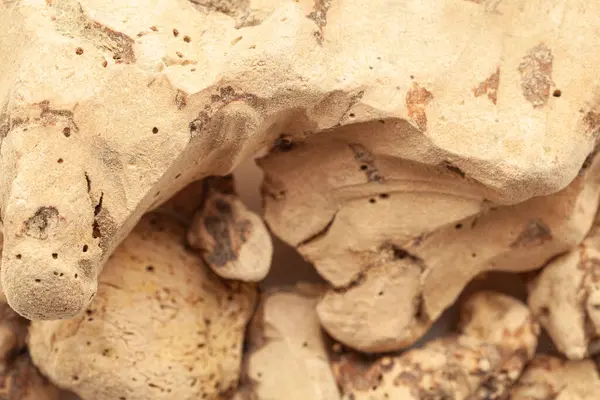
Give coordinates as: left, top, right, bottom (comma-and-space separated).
473, 67, 500, 105
261, 128, 600, 352
528, 211, 600, 360
28, 211, 257, 400
235, 284, 340, 400
187, 176, 272, 282
2, 0, 600, 320
518, 44, 554, 108
331, 292, 538, 400
509, 355, 600, 399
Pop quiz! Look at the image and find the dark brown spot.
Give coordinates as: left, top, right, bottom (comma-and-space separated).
173, 28, 179, 37
472, 67, 500, 104
511, 219, 553, 248
183, 35, 191, 42
24, 207, 59, 240
75, 47, 84, 55
406, 82, 433, 131
518, 43, 554, 108
152, 127, 159, 134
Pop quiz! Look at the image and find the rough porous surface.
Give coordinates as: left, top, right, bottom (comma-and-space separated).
27, 212, 257, 400
260, 132, 600, 352
187, 176, 273, 282
234, 283, 340, 400
331, 292, 538, 400
528, 212, 600, 360
2, 0, 600, 319
509, 355, 600, 399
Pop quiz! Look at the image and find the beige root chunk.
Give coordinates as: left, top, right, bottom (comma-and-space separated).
2, 0, 600, 320
260, 131, 600, 352
187, 176, 273, 282
331, 292, 539, 400
509, 355, 600, 399
234, 283, 340, 400
527, 213, 600, 360
27, 212, 257, 400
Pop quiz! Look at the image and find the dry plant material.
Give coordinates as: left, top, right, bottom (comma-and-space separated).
1, 0, 599, 319
331, 292, 539, 400
234, 283, 340, 400
260, 132, 600, 352
509, 355, 600, 399
27, 211, 257, 400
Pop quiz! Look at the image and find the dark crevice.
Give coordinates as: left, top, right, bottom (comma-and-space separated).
297, 212, 338, 247
84, 172, 91, 193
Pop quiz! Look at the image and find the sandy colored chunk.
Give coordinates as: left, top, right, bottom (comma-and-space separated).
1, 0, 600, 319
260, 131, 600, 352
234, 283, 340, 400
27, 212, 257, 400
187, 176, 273, 282
331, 292, 539, 400
509, 355, 600, 399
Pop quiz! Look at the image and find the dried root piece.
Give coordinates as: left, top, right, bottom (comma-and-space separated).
187, 176, 273, 282
331, 292, 538, 400
528, 213, 600, 360
27, 211, 257, 400
260, 132, 600, 352
234, 283, 340, 400
509, 355, 600, 399
0, 353, 61, 400
2, 0, 600, 320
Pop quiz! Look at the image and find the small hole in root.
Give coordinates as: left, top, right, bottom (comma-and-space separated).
146, 265, 154, 272
360, 165, 368, 171
183, 35, 191, 43
379, 193, 389, 199
57, 158, 64, 164
173, 29, 179, 37
369, 198, 376, 204
63, 127, 71, 137
349, 113, 355, 118
52, 253, 58, 259
16, 254, 22, 259
455, 223, 463, 229
35, 279, 41, 283
82, 244, 88, 252
553, 89, 562, 97
152, 127, 159, 134
72, 375, 79, 381
74, 273, 78, 278
75, 47, 84, 55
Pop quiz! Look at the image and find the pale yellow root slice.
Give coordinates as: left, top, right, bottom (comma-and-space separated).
234, 283, 340, 400
27, 211, 257, 400
508, 355, 600, 400
331, 291, 539, 400
260, 130, 600, 352
187, 176, 273, 282
2, 0, 600, 319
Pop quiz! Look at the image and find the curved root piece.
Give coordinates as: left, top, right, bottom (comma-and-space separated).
187, 176, 273, 282
509, 355, 600, 399
2, 0, 600, 319
528, 212, 600, 360
27, 212, 257, 400
261, 131, 600, 352
331, 292, 539, 400
0, 353, 61, 400
234, 283, 340, 400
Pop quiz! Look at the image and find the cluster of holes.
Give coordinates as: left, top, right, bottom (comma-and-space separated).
53, 271, 64, 277
368, 193, 389, 204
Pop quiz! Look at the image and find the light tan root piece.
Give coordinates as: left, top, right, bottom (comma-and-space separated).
187, 176, 273, 282
331, 291, 539, 400
27, 211, 257, 400
259, 131, 600, 352
528, 212, 600, 360
509, 355, 600, 399
234, 283, 340, 400
2, 0, 600, 319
